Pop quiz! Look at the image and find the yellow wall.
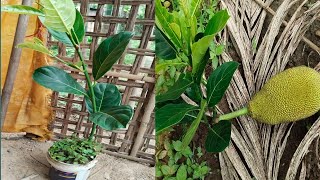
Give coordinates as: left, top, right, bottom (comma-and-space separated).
1, 0, 53, 140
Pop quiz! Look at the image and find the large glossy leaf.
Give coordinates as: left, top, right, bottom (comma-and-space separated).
85, 83, 121, 113
155, 27, 177, 60
155, 0, 181, 49
93, 32, 133, 80
47, 9, 84, 45
89, 106, 133, 130
205, 121, 231, 152
191, 35, 214, 74
204, 10, 230, 36
17, 38, 52, 55
40, 0, 76, 32
1, 5, 44, 16
156, 73, 193, 103
33, 66, 87, 96
156, 103, 198, 134
206, 62, 239, 107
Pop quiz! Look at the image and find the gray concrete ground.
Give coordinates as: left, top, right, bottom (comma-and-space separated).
1, 133, 154, 180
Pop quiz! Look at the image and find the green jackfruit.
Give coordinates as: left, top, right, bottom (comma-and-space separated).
248, 66, 320, 125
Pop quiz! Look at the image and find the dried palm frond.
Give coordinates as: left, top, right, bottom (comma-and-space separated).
218, 0, 320, 179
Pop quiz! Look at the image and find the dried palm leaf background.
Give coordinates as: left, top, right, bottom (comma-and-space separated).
215, 0, 320, 179
48, 0, 156, 165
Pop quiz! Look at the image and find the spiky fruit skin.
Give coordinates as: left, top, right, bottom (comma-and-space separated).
249, 66, 320, 125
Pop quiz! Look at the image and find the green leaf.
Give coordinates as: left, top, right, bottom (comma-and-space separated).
155, 61, 188, 73
169, 23, 181, 39
156, 165, 163, 177
174, 152, 182, 162
89, 106, 133, 130
204, 10, 230, 36
193, 49, 210, 85
156, 73, 193, 103
1, 5, 44, 16
93, 32, 133, 80
171, 11, 191, 56
40, 0, 76, 32
191, 35, 214, 74
176, 165, 187, 180
17, 38, 52, 55
85, 83, 121, 113
181, 146, 192, 157
155, 0, 181, 49
190, 0, 202, 17
215, 44, 225, 55
156, 103, 199, 134
71, 9, 85, 44
155, 27, 177, 60
172, 140, 183, 151
47, 28, 72, 45
161, 165, 178, 176
33, 66, 86, 96
206, 61, 239, 107
205, 121, 231, 152
185, 83, 202, 104
47, 9, 84, 45
158, 150, 168, 159
190, 15, 197, 40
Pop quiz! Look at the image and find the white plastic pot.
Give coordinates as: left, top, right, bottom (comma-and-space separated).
46, 153, 98, 180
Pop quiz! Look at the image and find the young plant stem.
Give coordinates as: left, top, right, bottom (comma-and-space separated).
219, 107, 249, 121
182, 99, 207, 148
68, 31, 98, 141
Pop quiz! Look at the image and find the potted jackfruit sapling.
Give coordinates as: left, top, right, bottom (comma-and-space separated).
2, 1, 134, 179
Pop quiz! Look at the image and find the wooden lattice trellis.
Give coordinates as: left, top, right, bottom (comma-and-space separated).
47, 0, 155, 165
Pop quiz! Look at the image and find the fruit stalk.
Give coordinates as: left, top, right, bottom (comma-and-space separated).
219, 107, 249, 121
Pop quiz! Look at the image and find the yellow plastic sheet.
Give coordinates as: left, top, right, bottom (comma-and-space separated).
1, 0, 53, 140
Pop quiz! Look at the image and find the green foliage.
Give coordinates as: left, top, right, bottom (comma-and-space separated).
92, 32, 133, 80
156, 140, 210, 180
40, 0, 76, 32
17, 37, 52, 55
204, 10, 230, 36
85, 83, 121, 113
156, 73, 193, 103
89, 106, 133, 130
155, 0, 237, 152
191, 35, 215, 74
3, 0, 134, 164
48, 136, 102, 165
32, 66, 87, 96
1, 5, 44, 16
155, 58, 187, 95
206, 62, 239, 107
205, 121, 231, 152
155, 27, 177, 60
47, 9, 85, 46
156, 103, 199, 134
